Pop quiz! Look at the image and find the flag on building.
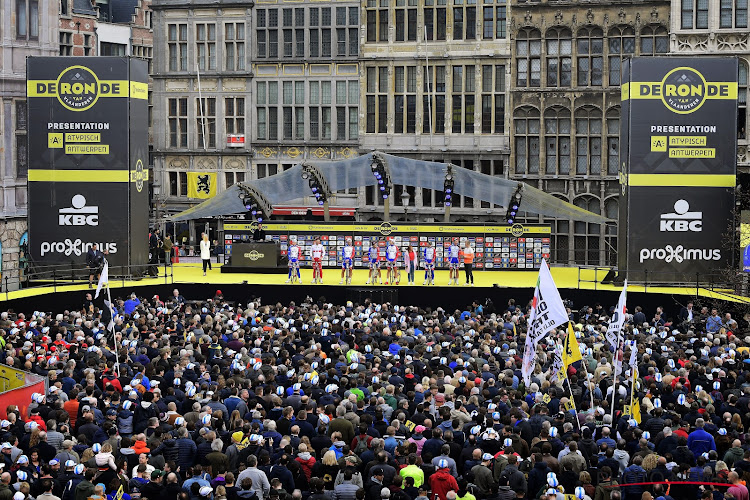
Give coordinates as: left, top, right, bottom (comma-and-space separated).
187, 172, 217, 199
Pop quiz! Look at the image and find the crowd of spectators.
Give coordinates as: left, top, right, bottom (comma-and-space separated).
0, 290, 749, 500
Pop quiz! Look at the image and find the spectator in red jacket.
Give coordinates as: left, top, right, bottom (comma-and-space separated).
429, 460, 459, 500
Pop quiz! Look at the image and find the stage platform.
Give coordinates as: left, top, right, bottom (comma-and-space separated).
1, 263, 747, 313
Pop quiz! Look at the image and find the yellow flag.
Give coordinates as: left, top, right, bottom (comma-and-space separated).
562, 323, 582, 368
187, 172, 217, 199
564, 398, 576, 412
630, 398, 642, 424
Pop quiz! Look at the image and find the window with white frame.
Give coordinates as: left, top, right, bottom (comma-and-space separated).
546, 27, 572, 87
481, 65, 505, 134
544, 107, 571, 175
168, 24, 187, 71
514, 107, 540, 174
196, 97, 216, 149
575, 106, 602, 175
516, 28, 541, 87
169, 98, 188, 148
196, 23, 216, 71
225, 97, 245, 136
16, 0, 38, 40
366, 67, 388, 134
607, 26, 634, 86
394, 67, 417, 134
452, 65, 475, 134
720, 0, 748, 28
256, 81, 279, 141
225, 23, 245, 71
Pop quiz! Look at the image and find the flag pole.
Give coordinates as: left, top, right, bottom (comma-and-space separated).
610, 339, 621, 426
106, 283, 120, 378
564, 375, 580, 430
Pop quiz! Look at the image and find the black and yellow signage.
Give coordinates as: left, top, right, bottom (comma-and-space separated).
619, 57, 737, 282
26, 57, 149, 270
621, 66, 737, 114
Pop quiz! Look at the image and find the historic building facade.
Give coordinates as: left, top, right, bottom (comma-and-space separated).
151, 0, 360, 245
359, 0, 511, 221
508, 0, 671, 266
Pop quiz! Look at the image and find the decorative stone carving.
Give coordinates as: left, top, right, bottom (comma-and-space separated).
650, 7, 659, 22
675, 34, 709, 52
716, 33, 749, 51
618, 8, 626, 22
554, 10, 563, 24
196, 157, 217, 170
224, 157, 246, 170
586, 9, 594, 23
167, 156, 188, 169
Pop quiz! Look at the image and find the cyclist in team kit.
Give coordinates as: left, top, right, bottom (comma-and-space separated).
340, 238, 354, 284
366, 240, 381, 285
285, 238, 301, 283
423, 241, 436, 285
448, 240, 461, 286
310, 237, 325, 284
385, 238, 400, 284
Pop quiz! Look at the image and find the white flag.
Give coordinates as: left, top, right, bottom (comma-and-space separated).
628, 340, 638, 370
95, 260, 109, 299
605, 280, 628, 349
522, 259, 569, 385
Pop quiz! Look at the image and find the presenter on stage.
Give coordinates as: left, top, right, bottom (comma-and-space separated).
404, 245, 417, 285
461, 240, 475, 286
385, 238, 400, 285
252, 223, 266, 241
200, 233, 212, 276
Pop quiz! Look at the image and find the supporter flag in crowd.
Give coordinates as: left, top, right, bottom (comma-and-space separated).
551, 345, 566, 382
605, 280, 628, 349
624, 393, 642, 424
563, 323, 582, 368
628, 340, 638, 370
95, 259, 109, 299
102, 298, 116, 332
522, 259, 569, 386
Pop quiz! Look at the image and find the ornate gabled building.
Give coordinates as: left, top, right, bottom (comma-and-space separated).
508, 0, 671, 266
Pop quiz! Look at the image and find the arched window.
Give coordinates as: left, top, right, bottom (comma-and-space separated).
607, 26, 635, 85
514, 107, 540, 174
640, 25, 668, 55
574, 196, 601, 265
516, 28, 541, 87
546, 27, 572, 87
575, 106, 602, 175
577, 27, 603, 87
606, 108, 620, 175
544, 107, 571, 175
739, 60, 747, 139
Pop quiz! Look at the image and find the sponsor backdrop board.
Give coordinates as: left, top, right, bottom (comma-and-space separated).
223, 222, 551, 270
26, 57, 149, 272
619, 57, 738, 282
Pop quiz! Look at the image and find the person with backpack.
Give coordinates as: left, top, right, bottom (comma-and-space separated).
352, 425, 373, 456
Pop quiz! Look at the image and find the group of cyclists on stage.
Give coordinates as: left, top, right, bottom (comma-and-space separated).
285, 236, 476, 286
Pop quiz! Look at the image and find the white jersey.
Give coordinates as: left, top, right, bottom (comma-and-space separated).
311, 244, 325, 259
342, 245, 354, 259
424, 247, 435, 262
288, 245, 300, 261
449, 245, 460, 259
386, 245, 398, 261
